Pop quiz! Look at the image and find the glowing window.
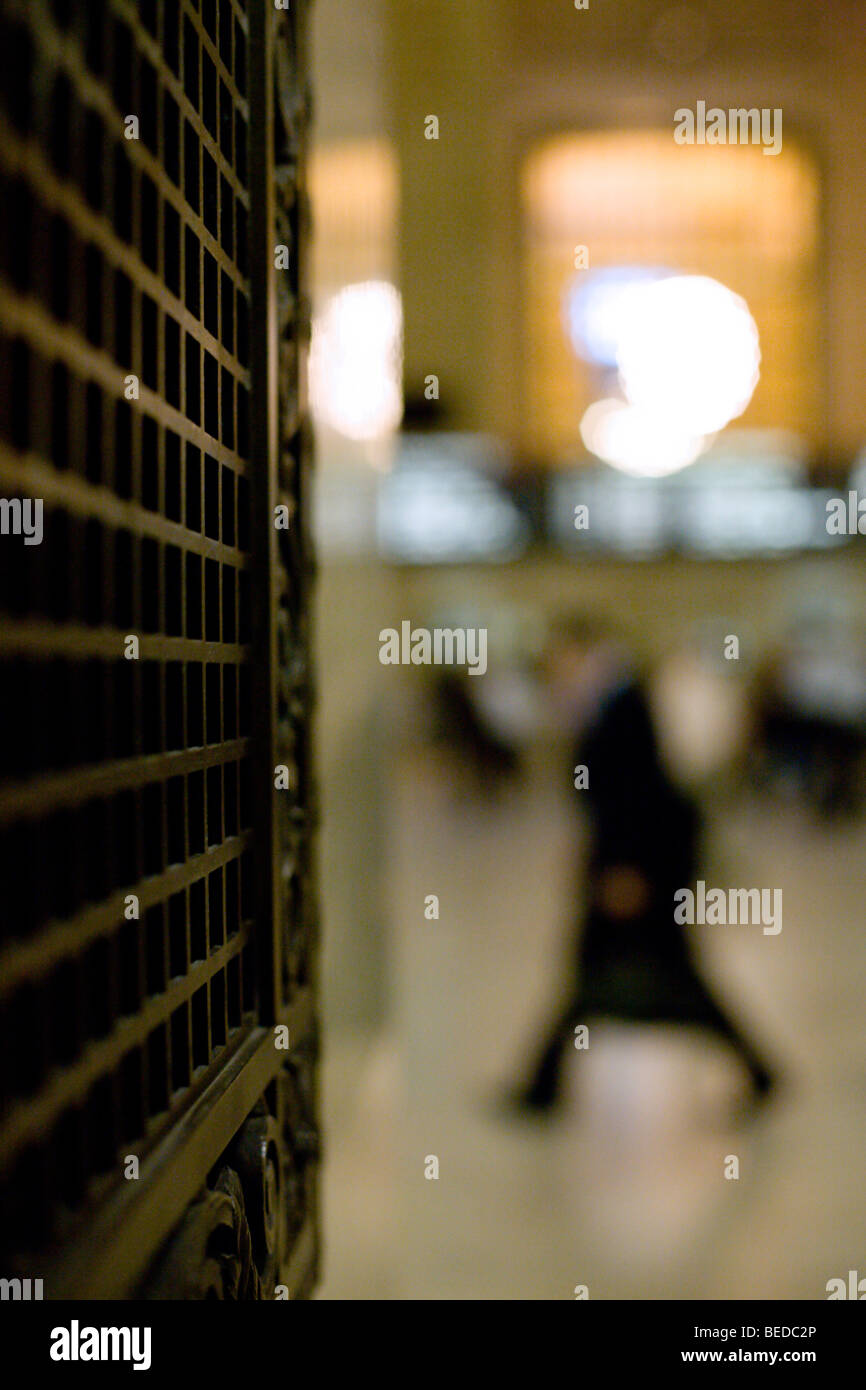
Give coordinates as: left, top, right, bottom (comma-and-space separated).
522, 130, 821, 464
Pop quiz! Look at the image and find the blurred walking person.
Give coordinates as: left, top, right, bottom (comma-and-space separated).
516, 616, 777, 1115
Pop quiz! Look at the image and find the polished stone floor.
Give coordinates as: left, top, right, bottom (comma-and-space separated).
317, 750, 866, 1300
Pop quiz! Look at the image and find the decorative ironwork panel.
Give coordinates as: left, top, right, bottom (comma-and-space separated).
0, 0, 317, 1298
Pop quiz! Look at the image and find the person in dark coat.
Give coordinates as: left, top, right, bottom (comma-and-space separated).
518, 616, 776, 1113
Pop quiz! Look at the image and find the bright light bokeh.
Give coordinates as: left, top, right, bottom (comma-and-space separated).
524, 132, 817, 460
616, 274, 761, 435
579, 397, 709, 478
564, 266, 674, 367
309, 280, 404, 442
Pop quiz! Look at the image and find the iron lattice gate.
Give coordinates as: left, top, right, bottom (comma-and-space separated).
0, 0, 318, 1298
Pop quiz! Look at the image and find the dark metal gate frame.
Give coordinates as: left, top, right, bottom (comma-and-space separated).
0, 0, 318, 1299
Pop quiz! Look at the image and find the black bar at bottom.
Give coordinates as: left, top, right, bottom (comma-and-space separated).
1, 1298, 860, 1375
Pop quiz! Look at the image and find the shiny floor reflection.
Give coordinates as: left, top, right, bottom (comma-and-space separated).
319, 751, 866, 1300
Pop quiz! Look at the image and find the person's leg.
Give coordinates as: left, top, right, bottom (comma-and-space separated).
519, 994, 585, 1109
679, 968, 776, 1096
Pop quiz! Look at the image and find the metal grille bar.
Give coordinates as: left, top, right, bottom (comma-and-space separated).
0, 0, 317, 1297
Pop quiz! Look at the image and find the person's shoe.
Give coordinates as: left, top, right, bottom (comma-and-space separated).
496, 1083, 561, 1122
752, 1067, 774, 1096
738, 1066, 782, 1121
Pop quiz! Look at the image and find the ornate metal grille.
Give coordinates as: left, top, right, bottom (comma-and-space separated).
0, 0, 317, 1298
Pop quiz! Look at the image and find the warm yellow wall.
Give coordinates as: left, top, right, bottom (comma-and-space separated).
522, 131, 821, 460
384, 0, 512, 431
385, 0, 866, 466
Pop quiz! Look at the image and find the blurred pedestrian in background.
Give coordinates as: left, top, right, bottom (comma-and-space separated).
516, 615, 777, 1115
